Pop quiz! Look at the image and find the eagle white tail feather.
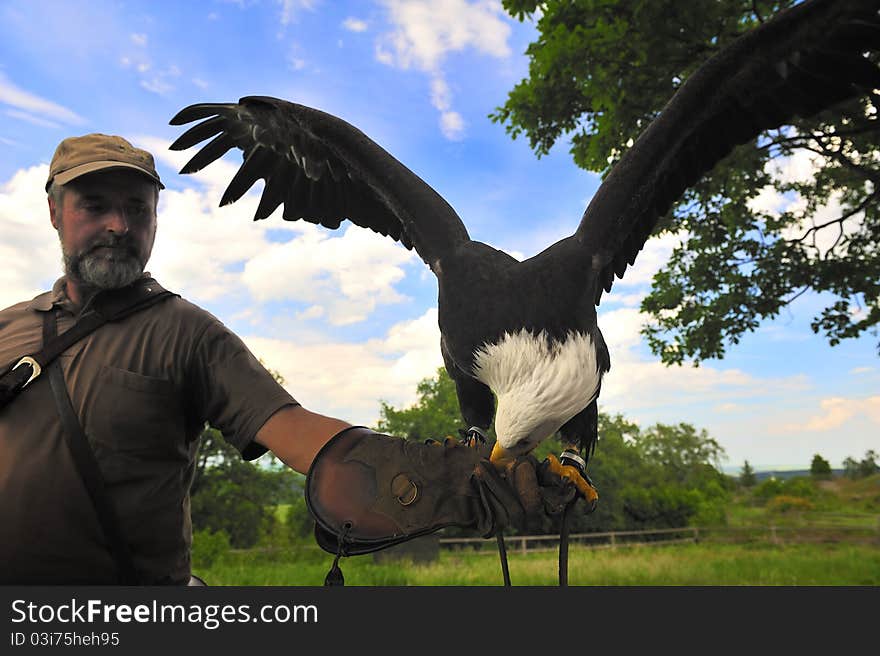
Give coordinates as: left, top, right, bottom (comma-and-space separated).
471, 330, 602, 450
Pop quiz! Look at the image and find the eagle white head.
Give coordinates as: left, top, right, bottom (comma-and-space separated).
472, 329, 603, 457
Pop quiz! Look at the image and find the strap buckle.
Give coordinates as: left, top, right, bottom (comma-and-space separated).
12, 356, 41, 388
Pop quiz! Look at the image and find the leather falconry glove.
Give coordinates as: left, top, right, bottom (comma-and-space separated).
304, 426, 593, 559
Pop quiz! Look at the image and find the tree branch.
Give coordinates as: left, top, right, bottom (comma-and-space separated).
787, 192, 878, 246
757, 124, 880, 153
752, 1, 765, 24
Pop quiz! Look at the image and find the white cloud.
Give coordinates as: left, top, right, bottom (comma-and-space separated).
342, 17, 368, 32
5, 109, 61, 130
611, 231, 684, 289
596, 302, 811, 415
747, 148, 864, 259
0, 165, 64, 310
142, 136, 418, 324
378, 0, 510, 71
0, 73, 86, 127
376, 0, 512, 140
130, 33, 148, 46
851, 366, 874, 375
241, 224, 416, 325
278, 0, 319, 26
139, 65, 182, 96
439, 110, 465, 140
780, 396, 880, 433
430, 77, 452, 111
243, 309, 442, 425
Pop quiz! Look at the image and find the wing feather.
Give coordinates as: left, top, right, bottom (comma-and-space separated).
576, 0, 880, 304
169, 96, 470, 271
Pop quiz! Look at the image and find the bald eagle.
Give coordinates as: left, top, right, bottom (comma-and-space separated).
169, 0, 879, 496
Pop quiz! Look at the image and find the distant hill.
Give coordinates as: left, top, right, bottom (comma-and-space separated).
750, 469, 843, 482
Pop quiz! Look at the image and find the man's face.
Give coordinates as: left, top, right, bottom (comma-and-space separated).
49, 169, 158, 291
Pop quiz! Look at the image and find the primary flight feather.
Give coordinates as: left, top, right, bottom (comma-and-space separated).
169, 0, 880, 483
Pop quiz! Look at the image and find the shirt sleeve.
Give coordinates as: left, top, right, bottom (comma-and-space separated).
188, 315, 298, 460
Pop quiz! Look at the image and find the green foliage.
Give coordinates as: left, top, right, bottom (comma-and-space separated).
740, 460, 757, 487
843, 450, 879, 479
282, 496, 316, 543
376, 367, 492, 441
199, 542, 880, 586
752, 476, 816, 508
188, 362, 312, 550
494, 0, 880, 362
767, 495, 814, 513
781, 477, 816, 500
376, 368, 730, 533
753, 477, 786, 501
191, 528, 231, 570
810, 454, 832, 479
190, 426, 305, 548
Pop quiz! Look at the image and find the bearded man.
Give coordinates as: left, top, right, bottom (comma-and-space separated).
0, 133, 565, 585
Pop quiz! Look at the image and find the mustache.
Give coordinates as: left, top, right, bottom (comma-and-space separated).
83, 235, 139, 257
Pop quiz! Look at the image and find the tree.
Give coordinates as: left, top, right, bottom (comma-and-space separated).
843, 455, 861, 479
190, 426, 304, 547
860, 449, 879, 477
493, 0, 880, 363
810, 453, 832, 479
190, 362, 305, 547
376, 367, 497, 443
740, 460, 757, 487
378, 369, 731, 532
843, 449, 879, 479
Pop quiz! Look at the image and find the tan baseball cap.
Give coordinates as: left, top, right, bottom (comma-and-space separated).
45, 133, 164, 191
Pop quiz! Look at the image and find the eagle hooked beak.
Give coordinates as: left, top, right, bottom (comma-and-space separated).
489, 441, 518, 469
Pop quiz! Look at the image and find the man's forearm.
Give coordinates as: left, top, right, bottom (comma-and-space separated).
255, 404, 352, 474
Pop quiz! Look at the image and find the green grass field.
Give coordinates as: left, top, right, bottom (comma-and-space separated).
197, 540, 880, 586
194, 475, 880, 586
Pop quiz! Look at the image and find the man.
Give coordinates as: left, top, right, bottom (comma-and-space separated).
0, 134, 569, 585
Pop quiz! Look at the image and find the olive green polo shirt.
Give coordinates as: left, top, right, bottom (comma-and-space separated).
0, 275, 298, 584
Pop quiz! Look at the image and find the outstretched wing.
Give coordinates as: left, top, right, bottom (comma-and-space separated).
169, 96, 470, 273
577, 0, 880, 304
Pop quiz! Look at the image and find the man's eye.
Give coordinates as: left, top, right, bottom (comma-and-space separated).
127, 204, 148, 215
85, 204, 105, 212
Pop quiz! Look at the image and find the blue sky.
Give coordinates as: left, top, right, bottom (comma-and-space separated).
1, 0, 877, 472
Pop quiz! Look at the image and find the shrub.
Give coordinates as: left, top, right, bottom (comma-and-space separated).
191, 528, 231, 569
767, 495, 814, 513
782, 477, 815, 499
753, 477, 785, 501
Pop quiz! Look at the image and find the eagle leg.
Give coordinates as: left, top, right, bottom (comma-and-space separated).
461, 425, 488, 447
545, 453, 598, 506
553, 402, 600, 505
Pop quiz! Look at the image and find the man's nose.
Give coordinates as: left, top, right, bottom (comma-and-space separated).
104, 206, 130, 234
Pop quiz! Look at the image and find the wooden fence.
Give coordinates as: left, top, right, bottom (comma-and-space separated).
438, 523, 879, 554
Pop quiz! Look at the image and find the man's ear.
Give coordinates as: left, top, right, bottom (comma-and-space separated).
48, 196, 59, 230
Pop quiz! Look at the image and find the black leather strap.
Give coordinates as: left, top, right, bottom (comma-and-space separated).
0, 278, 176, 409
43, 309, 141, 585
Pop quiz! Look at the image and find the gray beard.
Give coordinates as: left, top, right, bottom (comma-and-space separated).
62, 242, 144, 291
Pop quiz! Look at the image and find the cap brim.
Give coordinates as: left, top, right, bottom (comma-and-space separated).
48, 161, 165, 190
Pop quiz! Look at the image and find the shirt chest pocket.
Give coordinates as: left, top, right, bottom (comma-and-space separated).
87, 365, 184, 456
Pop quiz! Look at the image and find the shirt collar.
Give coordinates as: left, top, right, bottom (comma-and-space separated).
26, 272, 154, 315
27, 276, 70, 313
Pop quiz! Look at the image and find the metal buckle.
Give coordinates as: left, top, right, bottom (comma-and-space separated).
12, 356, 41, 388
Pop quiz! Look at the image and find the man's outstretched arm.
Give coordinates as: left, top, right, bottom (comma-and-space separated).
255, 404, 352, 474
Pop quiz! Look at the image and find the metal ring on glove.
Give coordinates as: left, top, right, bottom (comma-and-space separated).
391, 473, 419, 506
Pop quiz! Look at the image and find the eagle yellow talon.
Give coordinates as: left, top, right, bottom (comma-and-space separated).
546, 454, 599, 504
